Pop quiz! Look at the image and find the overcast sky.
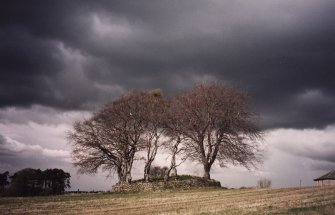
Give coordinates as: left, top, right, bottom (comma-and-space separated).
1, 0, 334, 190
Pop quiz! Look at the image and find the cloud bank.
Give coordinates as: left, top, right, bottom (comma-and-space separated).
1, 0, 334, 128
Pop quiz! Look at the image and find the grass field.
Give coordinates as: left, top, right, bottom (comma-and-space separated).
1, 186, 335, 214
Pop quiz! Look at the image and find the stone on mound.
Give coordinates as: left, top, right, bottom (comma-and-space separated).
111, 177, 221, 192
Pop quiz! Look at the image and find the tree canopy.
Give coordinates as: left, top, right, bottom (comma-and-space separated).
170, 82, 262, 179
0, 171, 9, 193
69, 90, 166, 183
68, 82, 262, 183
3, 168, 70, 196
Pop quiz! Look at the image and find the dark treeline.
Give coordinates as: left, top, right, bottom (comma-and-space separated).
0, 168, 70, 196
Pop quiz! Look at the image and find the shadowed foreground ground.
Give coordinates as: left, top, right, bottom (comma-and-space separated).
1, 186, 335, 214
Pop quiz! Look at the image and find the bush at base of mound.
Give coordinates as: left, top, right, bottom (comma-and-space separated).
111, 175, 222, 192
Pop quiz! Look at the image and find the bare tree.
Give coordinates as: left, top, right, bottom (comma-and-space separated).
149, 166, 168, 179
257, 178, 271, 188
141, 89, 167, 182
171, 82, 262, 179
165, 137, 181, 178
68, 91, 148, 184
163, 100, 188, 181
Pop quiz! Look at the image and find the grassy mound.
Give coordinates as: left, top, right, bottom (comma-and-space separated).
112, 175, 221, 192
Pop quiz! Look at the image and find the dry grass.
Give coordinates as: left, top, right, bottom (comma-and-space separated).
1, 186, 335, 214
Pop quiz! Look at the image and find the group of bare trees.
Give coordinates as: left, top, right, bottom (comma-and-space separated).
68, 82, 262, 184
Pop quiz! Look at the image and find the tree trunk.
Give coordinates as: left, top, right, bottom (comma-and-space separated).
144, 163, 151, 182
117, 166, 123, 184
118, 156, 133, 184
143, 136, 159, 182
164, 169, 170, 182
126, 171, 132, 183
170, 153, 177, 177
166, 137, 181, 181
203, 164, 211, 180
170, 167, 177, 177
126, 155, 134, 183
124, 148, 135, 184
119, 167, 127, 184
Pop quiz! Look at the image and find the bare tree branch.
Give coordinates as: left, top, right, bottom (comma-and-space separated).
169, 81, 263, 179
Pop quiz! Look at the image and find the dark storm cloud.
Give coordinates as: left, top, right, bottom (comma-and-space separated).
0, 0, 334, 128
